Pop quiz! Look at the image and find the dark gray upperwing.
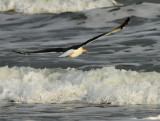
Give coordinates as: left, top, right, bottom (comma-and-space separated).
13, 17, 130, 54
12, 47, 68, 55
69, 17, 130, 49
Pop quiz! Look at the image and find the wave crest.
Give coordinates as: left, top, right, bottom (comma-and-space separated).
0, 66, 160, 105
0, 0, 117, 14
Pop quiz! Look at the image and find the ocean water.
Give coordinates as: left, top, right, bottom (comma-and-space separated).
0, 0, 160, 120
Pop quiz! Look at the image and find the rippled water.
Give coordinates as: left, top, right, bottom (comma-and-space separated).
0, 1, 160, 71
0, 0, 160, 120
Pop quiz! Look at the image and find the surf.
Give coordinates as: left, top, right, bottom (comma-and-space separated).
0, 0, 117, 14
0, 66, 160, 105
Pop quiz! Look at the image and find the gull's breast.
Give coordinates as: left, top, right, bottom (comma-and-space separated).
70, 47, 84, 57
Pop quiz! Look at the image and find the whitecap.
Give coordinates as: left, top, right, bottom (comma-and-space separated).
0, 66, 160, 104
0, 0, 117, 14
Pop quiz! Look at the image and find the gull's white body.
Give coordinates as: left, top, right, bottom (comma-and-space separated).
59, 47, 84, 57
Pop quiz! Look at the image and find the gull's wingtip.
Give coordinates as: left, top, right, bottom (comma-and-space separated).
120, 17, 130, 29
12, 50, 23, 55
12, 50, 30, 55
125, 17, 130, 25
126, 17, 130, 21
126, 17, 130, 24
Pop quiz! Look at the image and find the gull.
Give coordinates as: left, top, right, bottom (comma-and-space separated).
13, 17, 130, 58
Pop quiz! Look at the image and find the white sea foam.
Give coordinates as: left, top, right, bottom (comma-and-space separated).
0, 66, 160, 104
143, 115, 160, 120
0, 0, 117, 14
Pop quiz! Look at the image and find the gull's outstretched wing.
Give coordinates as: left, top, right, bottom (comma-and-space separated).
69, 17, 130, 49
12, 47, 68, 55
13, 17, 130, 55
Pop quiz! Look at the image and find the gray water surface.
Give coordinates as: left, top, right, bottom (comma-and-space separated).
0, 0, 160, 121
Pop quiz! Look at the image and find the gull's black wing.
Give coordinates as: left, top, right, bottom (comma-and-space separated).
13, 17, 130, 55
12, 47, 68, 55
69, 17, 130, 49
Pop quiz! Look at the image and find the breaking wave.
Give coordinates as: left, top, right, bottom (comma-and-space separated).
0, 66, 160, 105
0, 0, 117, 14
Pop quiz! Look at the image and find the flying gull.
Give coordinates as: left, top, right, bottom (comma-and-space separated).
13, 17, 130, 58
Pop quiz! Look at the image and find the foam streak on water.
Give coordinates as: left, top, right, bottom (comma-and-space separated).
144, 115, 160, 120
0, 66, 160, 105
0, 0, 117, 14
